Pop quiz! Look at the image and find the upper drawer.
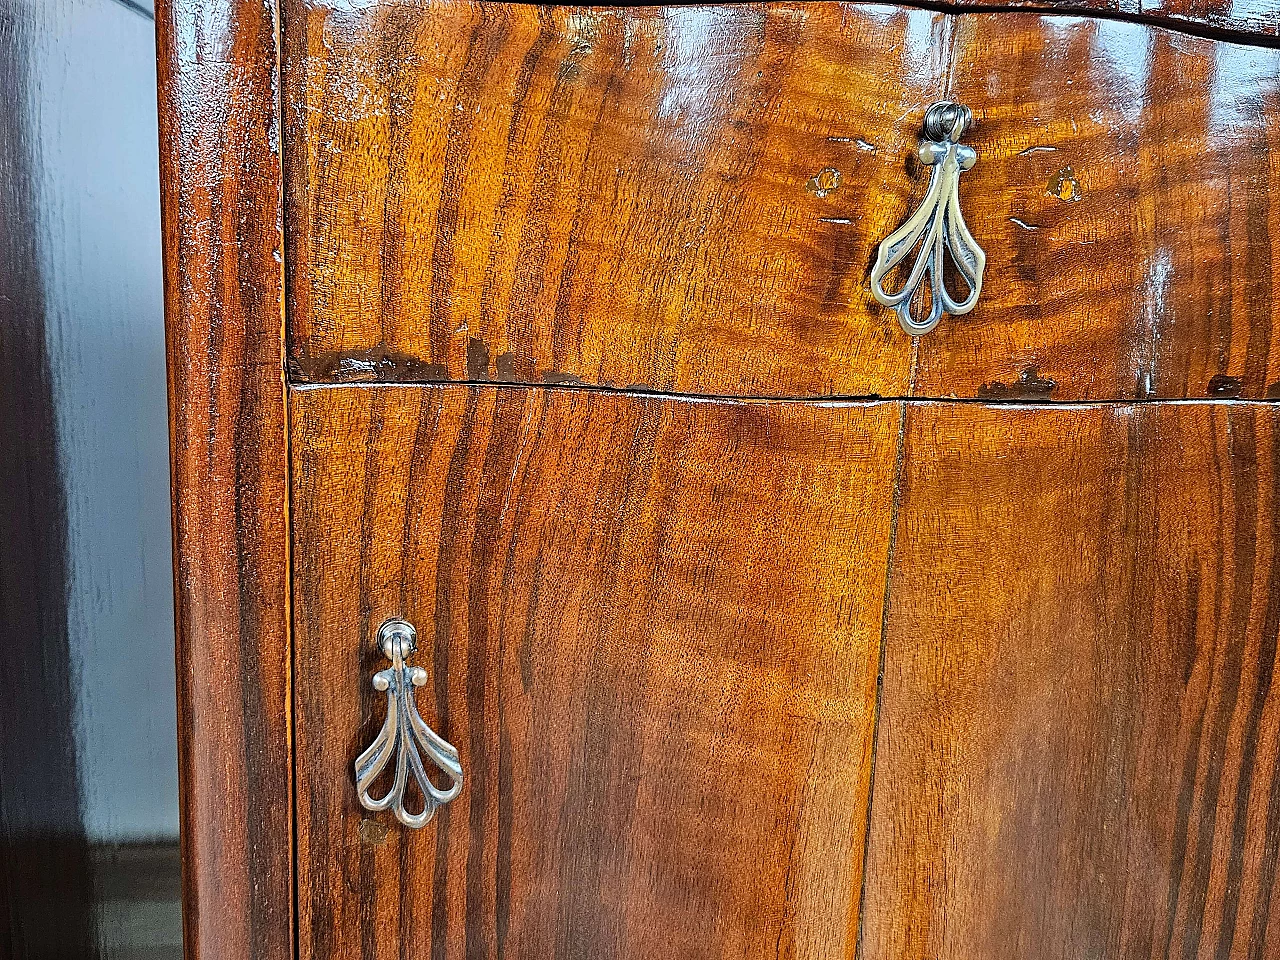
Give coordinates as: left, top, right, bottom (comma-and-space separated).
283, 0, 1280, 400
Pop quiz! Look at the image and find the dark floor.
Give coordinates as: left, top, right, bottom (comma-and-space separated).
91, 843, 183, 960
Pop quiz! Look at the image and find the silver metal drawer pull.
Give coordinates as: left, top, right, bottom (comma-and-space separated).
354, 618, 463, 828
870, 101, 986, 336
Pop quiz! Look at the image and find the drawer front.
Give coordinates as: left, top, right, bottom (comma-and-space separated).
284, 0, 1280, 400
290, 385, 898, 959
927, 17, 1280, 401
283, 1, 940, 397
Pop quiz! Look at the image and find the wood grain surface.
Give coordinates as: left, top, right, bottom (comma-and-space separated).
283, 1, 941, 398
160, 0, 1280, 955
290, 384, 899, 960
156, 1, 293, 959
954, 0, 1280, 37
862, 401, 1280, 960
282, 0, 1280, 400
1137, 0, 1280, 38
922, 16, 1280, 401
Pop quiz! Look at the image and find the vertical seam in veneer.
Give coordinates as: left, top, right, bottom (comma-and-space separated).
943, 11, 960, 98
273, 1, 299, 957
854, 399, 909, 960
906, 332, 921, 399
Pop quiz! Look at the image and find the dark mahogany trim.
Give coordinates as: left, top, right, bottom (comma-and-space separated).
155, 2, 294, 960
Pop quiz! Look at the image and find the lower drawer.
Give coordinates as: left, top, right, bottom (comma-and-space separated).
290, 386, 1280, 959
290, 386, 897, 958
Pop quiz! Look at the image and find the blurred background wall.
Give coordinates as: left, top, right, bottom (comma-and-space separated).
0, 0, 181, 956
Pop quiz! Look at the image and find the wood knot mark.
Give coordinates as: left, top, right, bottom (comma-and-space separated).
805, 167, 842, 198
495, 351, 523, 383
1207, 373, 1243, 398
555, 39, 593, 83
1046, 166, 1082, 203
466, 337, 491, 380
542, 370, 584, 386
290, 348, 448, 384
977, 366, 1058, 401
359, 818, 390, 846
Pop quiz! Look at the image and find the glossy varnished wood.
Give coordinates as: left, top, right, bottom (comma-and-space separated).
862, 402, 1280, 960
1137, 0, 1280, 38
283, 1, 1279, 400
161, 0, 1280, 956
926, 16, 1280, 400
156, 1, 293, 958
949, 0, 1280, 38
290, 385, 899, 959
283, 1, 943, 397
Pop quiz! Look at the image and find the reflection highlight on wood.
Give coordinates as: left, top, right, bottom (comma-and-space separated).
284, 0, 1280, 400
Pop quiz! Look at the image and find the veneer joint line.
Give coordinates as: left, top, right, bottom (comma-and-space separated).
854, 400, 909, 960
289, 379, 1280, 408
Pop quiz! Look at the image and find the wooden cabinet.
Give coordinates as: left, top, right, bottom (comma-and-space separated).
158, 0, 1280, 958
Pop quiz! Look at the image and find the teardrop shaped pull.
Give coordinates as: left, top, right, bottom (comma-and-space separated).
354, 618, 463, 829
869, 101, 986, 336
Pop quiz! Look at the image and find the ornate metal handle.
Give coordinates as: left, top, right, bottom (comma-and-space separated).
354, 618, 463, 828
870, 101, 986, 336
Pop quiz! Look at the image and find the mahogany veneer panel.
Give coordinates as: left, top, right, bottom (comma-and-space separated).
924, 16, 1280, 400
156, 1, 294, 959
282, 1, 944, 396
291, 385, 898, 959
284, 1, 1280, 400
1139, 0, 1280, 38
959, 0, 1280, 37
863, 402, 1280, 960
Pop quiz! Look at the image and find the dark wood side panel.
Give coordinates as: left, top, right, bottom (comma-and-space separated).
155, 2, 293, 959
290, 385, 899, 960
282, 1, 943, 396
862, 401, 1280, 960
283, 1, 1280, 401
